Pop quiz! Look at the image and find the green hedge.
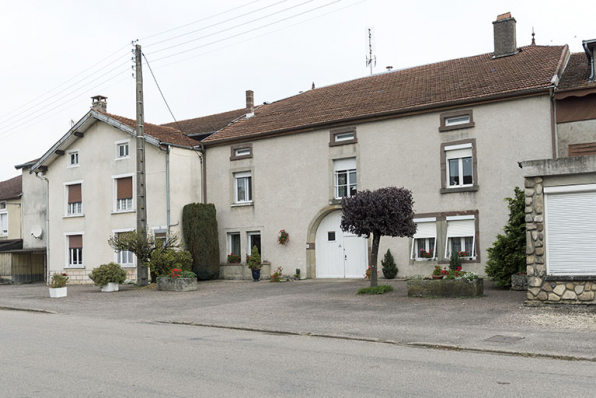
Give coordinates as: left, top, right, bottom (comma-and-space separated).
182, 203, 220, 280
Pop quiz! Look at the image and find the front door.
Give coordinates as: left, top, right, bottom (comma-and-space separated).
315, 211, 368, 278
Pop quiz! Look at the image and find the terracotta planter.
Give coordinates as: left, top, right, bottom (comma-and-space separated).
432, 274, 443, 280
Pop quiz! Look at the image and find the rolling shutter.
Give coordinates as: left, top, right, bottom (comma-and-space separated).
334, 157, 356, 171
117, 177, 133, 200
446, 219, 474, 238
69, 235, 82, 249
413, 219, 436, 239
68, 184, 82, 203
546, 190, 596, 275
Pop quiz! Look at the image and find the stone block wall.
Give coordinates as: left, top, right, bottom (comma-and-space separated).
525, 176, 596, 304
64, 268, 137, 285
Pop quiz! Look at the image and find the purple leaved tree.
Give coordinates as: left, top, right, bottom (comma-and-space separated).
340, 187, 417, 287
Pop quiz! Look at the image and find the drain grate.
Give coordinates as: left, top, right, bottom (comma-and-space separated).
484, 335, 524, 343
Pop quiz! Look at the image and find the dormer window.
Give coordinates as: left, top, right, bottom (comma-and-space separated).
67, 151, 79, 167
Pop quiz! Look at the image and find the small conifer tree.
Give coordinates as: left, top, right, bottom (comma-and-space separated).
381, 249, 398, 279
247, 245, 262, 270
449, 252, 462, 271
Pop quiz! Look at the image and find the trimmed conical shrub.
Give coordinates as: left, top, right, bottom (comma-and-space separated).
381, 249, 398, 279
182, 203, 220, 280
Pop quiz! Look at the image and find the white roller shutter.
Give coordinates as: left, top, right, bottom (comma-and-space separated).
546, 190, 596, 276
334, 157, 356, 171
446, 219, 475, 238
414, 221, 436, 239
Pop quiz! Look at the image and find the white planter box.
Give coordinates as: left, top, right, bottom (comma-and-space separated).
101, 282, 119, 292
49, 287, 67, 298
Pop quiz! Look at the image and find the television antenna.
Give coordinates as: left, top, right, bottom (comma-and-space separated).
366, 27, 376, 75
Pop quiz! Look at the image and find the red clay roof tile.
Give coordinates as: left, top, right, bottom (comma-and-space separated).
0, 175, 22, 201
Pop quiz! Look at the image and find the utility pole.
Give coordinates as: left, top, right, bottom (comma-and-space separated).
135, 44, 148, 286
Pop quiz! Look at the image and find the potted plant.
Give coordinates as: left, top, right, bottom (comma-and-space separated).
49, 273, 69, 298
88, 262, 127, 292
432, 265, 443, 280
227, 254, 241, 264
247, 245, 262, 281
277, 230, 289, 245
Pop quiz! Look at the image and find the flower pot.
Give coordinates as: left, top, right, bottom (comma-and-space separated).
432, 274, 443, 280
49, 287, 67, 298
101, 282, 119, 292
251, 269, 261, 282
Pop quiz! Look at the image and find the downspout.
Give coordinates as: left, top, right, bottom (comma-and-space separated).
36, 172, 50, 285
550, 87, 558, 159
583, 40, 595, 83
200, 143, 207, 203
166, 145, 171, 237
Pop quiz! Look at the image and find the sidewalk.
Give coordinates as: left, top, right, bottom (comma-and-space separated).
1, 279, 595, 360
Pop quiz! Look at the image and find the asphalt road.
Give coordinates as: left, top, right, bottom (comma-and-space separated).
2, 310, 594, 398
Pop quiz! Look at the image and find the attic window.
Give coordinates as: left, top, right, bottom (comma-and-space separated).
0, 202, 6, 210
439, 110, 475, 132
230, 144, 253, 161
67, 151, 79, 167
329, 126, 358, 147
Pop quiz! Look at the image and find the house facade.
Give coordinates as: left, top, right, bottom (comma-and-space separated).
203, 14, 570, 279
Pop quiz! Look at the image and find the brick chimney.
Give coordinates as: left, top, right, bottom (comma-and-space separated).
245, 90, 254, 114
493, 12, 518, 58
91, 95, 107, 112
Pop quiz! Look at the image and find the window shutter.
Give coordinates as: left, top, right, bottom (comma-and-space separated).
446, 219, 475, 237
333, 157, 356, 171
546, 191, 596, 275
117, 177, 133, 200
69, 235, 82, 248
414, 222, 436, 239
68, 184, 82, 203
445, 148, 472, 160
234, 171, 251, 179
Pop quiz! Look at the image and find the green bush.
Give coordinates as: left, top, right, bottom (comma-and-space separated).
357, 285, 394, 295
183, 203, 220, 280
88, 262, 127, 287
381, 249, 398, 279
247, 245, 262, 270
485, 187, 526, 288
449, 252, 462, 271
150, 249, 193, 277
50, 273, 69, 288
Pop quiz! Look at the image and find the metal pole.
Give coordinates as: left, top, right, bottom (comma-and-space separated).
135, 44, 148, 286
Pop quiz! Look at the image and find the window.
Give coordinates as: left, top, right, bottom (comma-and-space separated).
247, 232, 261, 258
115, 176, 133, 211
115, 232, 134, 267
234, 171, 252, 203
154, 229, 167, 248
334, 158, 357, 199
411, 218, 437, 259
68, 151, 79, 167
445, 144, 473, 188
0, 202, 5, 210
66, 183, 82, 216
439, 110, 474, 132
328, 231, 336, 241
67, 234, 83, 267
116, 142, 130, 159
229, 233, 241, 256
230, 144, 253, 160
0, 210, 7, 236
445, 216, 476, 259
329, 126, 357, 146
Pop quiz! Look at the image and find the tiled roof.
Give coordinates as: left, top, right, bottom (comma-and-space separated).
98, 111, 196, 148
0, 175, 22, 201
204, 45, 567, 144
162, 108, 248, 136
557, 52, 595, 91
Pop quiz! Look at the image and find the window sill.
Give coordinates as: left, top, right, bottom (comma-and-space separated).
231, 202, 254, 208
115, 156, 131, 161
440, 185, 479, 194
112, 210, 135, 215
64, 266, 85, 269
412, 258, 437, 262
120, 265, 136, 268
439, 123, 475, 132
66, 165, 80, 168
64, 214, 84, 218
545, 275, 596, 281
439, 257, 479, 264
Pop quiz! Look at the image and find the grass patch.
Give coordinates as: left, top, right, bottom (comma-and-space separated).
357, 285, 395, 295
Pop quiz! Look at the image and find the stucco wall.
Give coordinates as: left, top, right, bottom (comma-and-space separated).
20, 168, 47, 249
44, 120, 201, 282
206, 95, 554, 278
557, 119, 596, 157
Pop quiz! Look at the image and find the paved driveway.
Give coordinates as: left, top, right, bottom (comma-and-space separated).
1, 279, 595, 360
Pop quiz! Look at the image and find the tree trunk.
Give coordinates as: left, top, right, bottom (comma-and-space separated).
370, 233, 381, 287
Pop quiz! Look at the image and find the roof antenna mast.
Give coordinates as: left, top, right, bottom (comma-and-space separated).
366, 27, 376, 76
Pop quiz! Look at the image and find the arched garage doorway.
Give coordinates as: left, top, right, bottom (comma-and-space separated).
314, 210, 368, 278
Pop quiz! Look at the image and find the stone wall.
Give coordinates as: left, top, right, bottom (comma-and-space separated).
525, 176, 596, 304
65, 268, 137, 285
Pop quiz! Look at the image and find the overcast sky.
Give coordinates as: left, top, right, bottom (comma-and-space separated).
0, 0, 594, 181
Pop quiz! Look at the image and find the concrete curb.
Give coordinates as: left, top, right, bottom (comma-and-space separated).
155, 320, 596, 363
0, 306, 57, 314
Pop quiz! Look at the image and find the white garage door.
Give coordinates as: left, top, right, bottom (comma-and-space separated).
545, 185, 596, 276
315, 211, 368, 278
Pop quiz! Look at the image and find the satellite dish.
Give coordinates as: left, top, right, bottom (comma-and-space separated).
31, 225, 43, 239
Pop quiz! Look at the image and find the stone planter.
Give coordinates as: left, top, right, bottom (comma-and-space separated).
407, 278, 484, 298
49, 287, 67, 298
157, 277, 198, 292
219, 262, 271, 280
101, 282, 119, 292
511, 274, 527, 291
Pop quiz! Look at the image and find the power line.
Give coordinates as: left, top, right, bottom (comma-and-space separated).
148, 0, 342, 62
144, 0, 289, 49
147, 0, 313, 55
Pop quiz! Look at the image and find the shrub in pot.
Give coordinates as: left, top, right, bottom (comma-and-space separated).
49, 273, 69, 298
88, 262, 127, 292
247, 245, 262, 281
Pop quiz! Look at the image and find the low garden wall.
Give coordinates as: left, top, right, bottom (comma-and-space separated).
219, 262, 271, 280
407, 279, 484, 298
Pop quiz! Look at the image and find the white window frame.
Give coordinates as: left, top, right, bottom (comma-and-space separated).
335, 132, 355, 142
113, 228, 136, 268
411, 218, 437, 260
64, 180, 84, 217
445, 115, 471, 127
112, 173, 135, 213
66, 149, 79, 168
444, 215, 476, 259
234, 171, 252, 204
234, 148, 251, 157
334, 157, 357, 199
115, 139, 131, 160
64, 232, 84, 269
247, 231, 261, 258
0, 210, 8, 236
228, 232, 241, 257
445, 144, 473, 188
